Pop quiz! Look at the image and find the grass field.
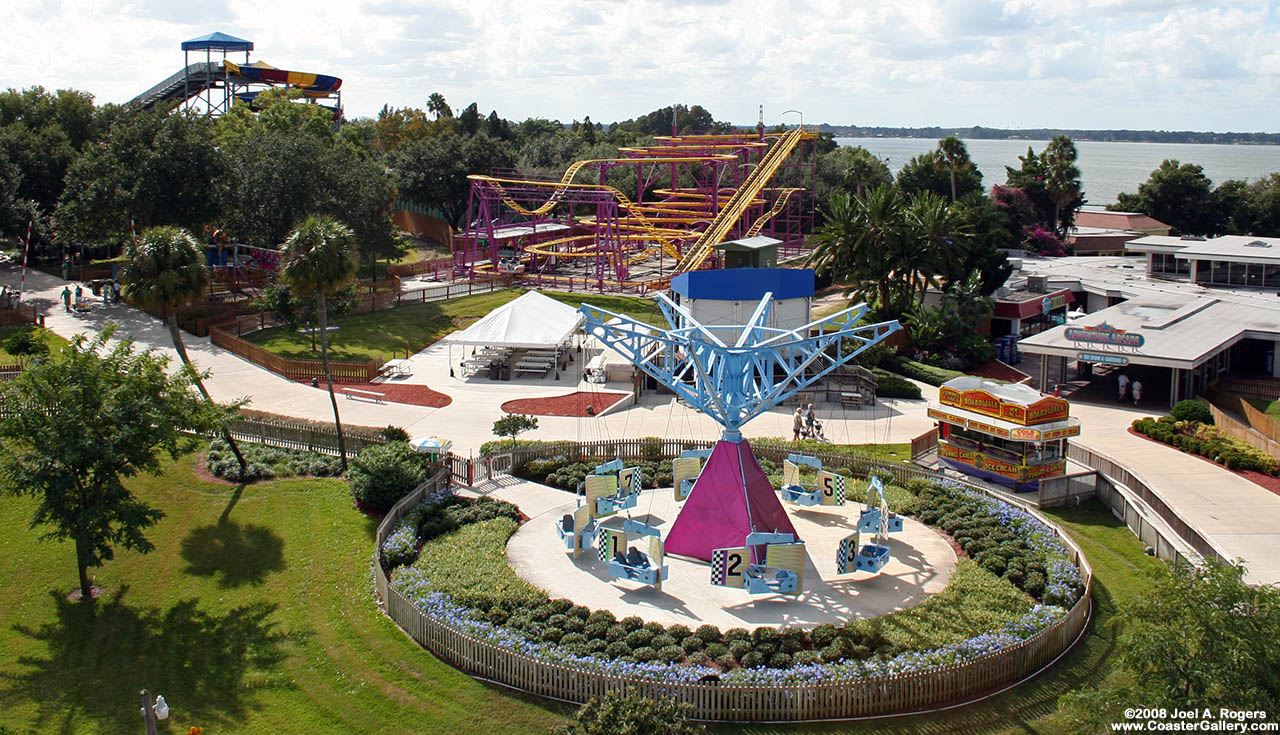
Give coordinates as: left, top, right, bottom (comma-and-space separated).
243, 288, 663, 363
0, 325, 68, 363
0, 452, 563, 735
1247, 398, 1280, 419
0, 447, 1162, 734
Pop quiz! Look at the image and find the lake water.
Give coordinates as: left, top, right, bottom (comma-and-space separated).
835, 137, 1280, 207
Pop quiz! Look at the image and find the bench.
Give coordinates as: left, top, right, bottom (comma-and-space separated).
514, 364, 551, 377
342, 387, 386, 403
380, 359, 412, 378
840, 392, 863, 409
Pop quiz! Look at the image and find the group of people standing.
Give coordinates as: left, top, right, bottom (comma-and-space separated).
791, 403, 823, 441
60, 280, 121, 312
1117, 372, 1143, 406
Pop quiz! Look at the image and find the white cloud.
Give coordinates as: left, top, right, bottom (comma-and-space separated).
1, 0, 1277, 131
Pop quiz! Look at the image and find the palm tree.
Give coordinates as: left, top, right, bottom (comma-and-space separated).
280, 215, 358, 471
1043, 135, 1083, 237
906, 192, 971, 304
122, 226, 247, 479
427, 92, 452, 120
937, 136, 971, 202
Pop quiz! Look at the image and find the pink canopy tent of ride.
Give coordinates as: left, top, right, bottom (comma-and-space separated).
664, 438, 799, 562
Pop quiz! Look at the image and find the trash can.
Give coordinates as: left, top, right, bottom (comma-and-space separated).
501, 365, 511, 381
488, 363, 500, 380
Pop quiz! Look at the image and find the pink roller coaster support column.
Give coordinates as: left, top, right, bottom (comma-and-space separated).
664, 438, 798, 563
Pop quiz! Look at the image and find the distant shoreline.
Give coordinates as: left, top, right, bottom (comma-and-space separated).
805, 126, 1280, 146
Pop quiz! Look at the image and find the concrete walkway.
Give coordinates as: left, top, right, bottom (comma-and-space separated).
7, 264, 1279, 585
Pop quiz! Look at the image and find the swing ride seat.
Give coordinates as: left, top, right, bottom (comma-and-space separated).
855, 543, 890, 573
780, 483, 822, 506
886, 513, 904, 533
555, 514, 576, 549
743, 565, 799, 595
622, 518, 661, 539
857, 507, 883, 534
607, 547, 667, 586
678, 477, 696, 499
594, 491, 639, 516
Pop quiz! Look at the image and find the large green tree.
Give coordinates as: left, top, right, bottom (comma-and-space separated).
56, 107, 223, 242
280, 215, 359, 471
897, 149, 982, 202
121, 226, 248, 479
1056, 559, 1280, 730
0, 328, 230, 600
1112, 159, 1219, 235
389, 132, 516, 228
814, 145, 892, 206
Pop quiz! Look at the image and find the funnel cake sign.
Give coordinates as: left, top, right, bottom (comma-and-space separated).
939, 387, 1070, 426
1065, 322, 1144, 350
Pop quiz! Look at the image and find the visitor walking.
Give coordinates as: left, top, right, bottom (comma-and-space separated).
60, 257, 70, 280
1117, 372, 1130, 402
60, 286, 71, 311
805, 403, 817, 438
792, 407, 804, 442
1132, 379, 1143, 406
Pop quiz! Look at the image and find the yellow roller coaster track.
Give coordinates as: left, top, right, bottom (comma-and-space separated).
669, 127, 809, 276
469, 153, 735, 260
744, 187, 802, 238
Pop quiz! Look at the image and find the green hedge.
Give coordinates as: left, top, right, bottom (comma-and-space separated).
882, 355, 965, 386
1132, 416, 1278, 475
872, 369, 923, 399
205, 438, 343, 482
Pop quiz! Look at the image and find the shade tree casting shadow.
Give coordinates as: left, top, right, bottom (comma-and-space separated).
1, 587, 301, 732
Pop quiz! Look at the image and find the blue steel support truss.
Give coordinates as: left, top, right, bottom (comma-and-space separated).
581, 293, 901, 441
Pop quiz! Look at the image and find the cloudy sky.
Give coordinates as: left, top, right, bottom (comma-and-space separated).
6, 0, 1279, 132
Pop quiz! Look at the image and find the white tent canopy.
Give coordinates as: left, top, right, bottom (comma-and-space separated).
445, 290, 585, 348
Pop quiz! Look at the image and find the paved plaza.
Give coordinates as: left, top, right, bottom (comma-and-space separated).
5, 264, 1279, 585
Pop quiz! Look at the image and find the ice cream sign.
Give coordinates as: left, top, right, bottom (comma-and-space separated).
1064, 322, 1144, 351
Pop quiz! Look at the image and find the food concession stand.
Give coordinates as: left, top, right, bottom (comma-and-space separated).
928, 377, 1080, 492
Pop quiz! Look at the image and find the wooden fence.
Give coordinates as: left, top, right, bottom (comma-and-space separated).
1214, 377, 1280, 402
1204, 386, 1280, 456
209, 325, 383, 383
374, 455, 1093, 721
910, 428, 938, 460
222, 414, 388, 455
454, 438, 950, 489
387, 256, 455, 280
0, 305, 42, 328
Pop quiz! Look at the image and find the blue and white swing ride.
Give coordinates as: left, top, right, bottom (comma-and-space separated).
553, 286, 902, 595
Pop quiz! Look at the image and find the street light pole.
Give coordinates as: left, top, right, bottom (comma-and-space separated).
140, 690, 158, 735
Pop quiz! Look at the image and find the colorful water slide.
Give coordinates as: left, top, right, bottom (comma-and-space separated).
223, 60, 342, 93
671, 127, 808, 275
128, 60, 341, 110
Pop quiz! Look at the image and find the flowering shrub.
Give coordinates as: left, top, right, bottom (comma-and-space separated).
381, 523, 418, 570
914, 480, 1084, 605
1133, 416, 1279, 475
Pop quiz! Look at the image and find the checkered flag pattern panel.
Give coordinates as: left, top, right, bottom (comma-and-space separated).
710, 548, 727, 586
597, 531, 610, 563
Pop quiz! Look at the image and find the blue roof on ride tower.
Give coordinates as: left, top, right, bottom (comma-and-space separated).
670, 268, 814, 302
182, 32, 254, 52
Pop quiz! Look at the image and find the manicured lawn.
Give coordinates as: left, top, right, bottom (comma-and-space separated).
1247, 398, 1280, 419
0, 452, 563, 734
725, 500, 1164, 735
243, 288, 662, 363
0, 325, 68, 363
